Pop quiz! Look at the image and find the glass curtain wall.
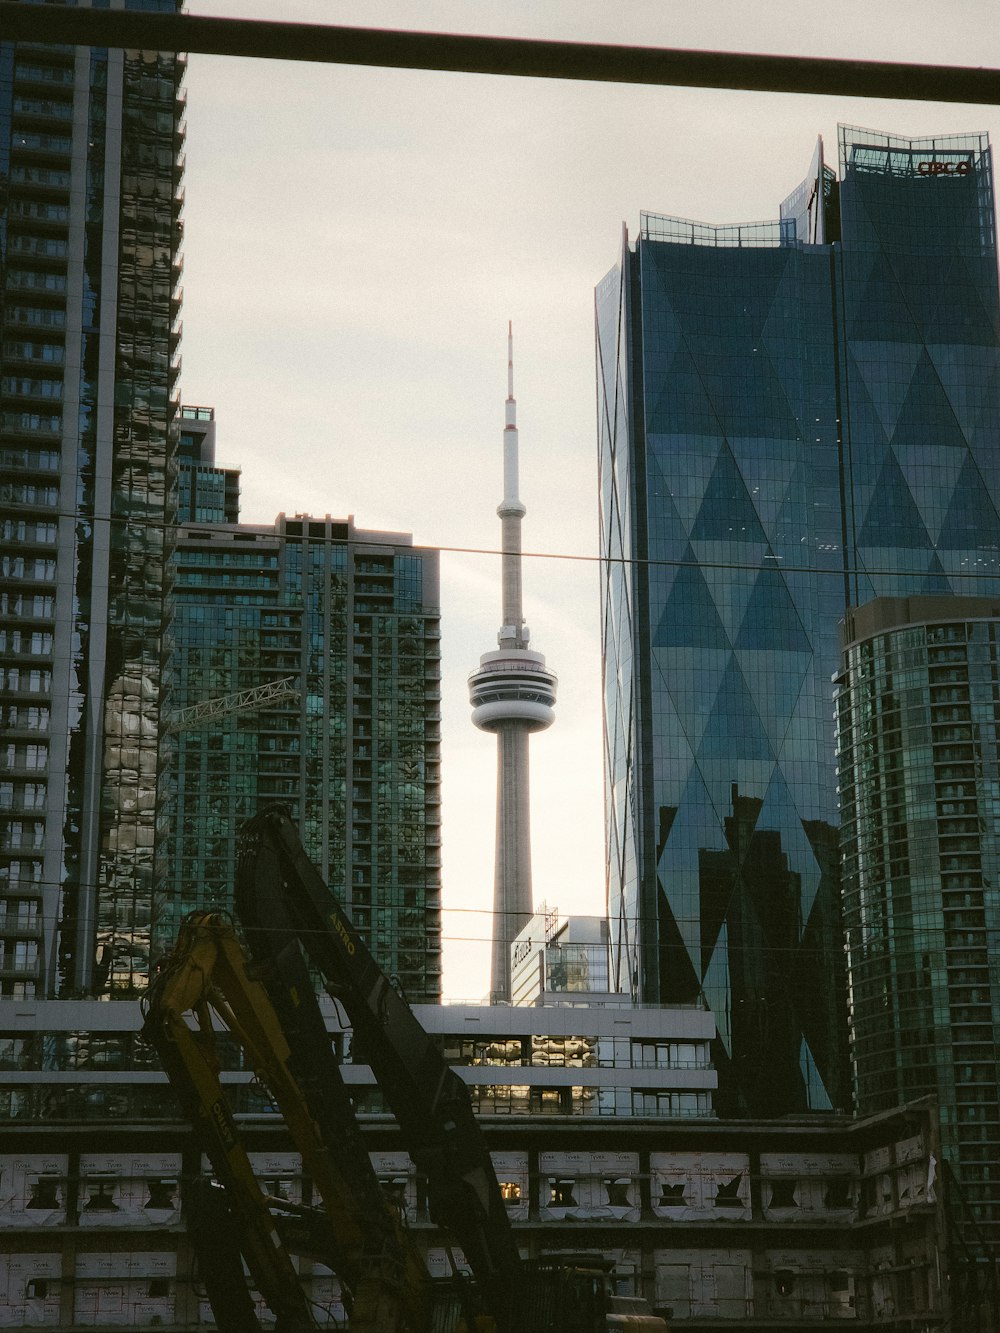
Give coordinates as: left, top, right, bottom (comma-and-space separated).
837, 598, 1000, 1253
0, 3, 184, 998
165, 516, 444, 1002
597, 125, 1000, 1117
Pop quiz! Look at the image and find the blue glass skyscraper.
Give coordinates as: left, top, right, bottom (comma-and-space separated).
596, 127, 1000, 1117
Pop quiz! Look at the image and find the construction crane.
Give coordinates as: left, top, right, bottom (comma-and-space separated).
166, 677, 301, 734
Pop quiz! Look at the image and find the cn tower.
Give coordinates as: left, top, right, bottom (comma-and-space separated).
469, 324, 557, 1002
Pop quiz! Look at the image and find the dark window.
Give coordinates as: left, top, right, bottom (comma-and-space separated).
83, 1181, 118, 1211
824, 1177, 853, 1209
605, 1178, 631, 1207
715, 1173, 744, 1206
145, 1179, 176, 1210
379, 1178, 408, 1215
549, 1178, 577, 1207
774, 1271, 796, 1298
26, 1177, 59, 1209
768, 1179, 798, 1208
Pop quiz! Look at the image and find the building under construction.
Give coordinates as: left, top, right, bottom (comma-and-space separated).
2, 995, 961, 1328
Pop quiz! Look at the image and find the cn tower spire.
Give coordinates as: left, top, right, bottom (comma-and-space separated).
499, 319, 528, 649
469, 324, 557, 1003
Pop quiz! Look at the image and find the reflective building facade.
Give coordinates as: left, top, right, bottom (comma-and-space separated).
167, 462, 443, 1002
0, 6, 184, 998
837, 596, 1000, 1254
596, 126, 1000, 1117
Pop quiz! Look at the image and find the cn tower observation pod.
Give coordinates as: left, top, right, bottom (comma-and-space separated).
469, 648, 557, 732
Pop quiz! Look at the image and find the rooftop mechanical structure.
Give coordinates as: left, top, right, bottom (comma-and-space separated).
470, 325, 557, 1002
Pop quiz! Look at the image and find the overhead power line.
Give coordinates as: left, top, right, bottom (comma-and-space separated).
6, 506, 1000, 583
1, 4, 999, 105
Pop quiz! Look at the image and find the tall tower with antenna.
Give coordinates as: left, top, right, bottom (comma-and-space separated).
469, 324, 558, 1002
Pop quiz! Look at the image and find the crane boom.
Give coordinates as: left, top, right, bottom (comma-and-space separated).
167, 676, 301, 733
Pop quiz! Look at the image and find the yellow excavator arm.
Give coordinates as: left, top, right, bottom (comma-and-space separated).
145, 809, 664, 1333
142, 910, 430, 1332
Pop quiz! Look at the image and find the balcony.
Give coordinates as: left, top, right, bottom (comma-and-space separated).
11, 132, 72, 160
0, 958, 41, 980
11, 97, 74, 127
0, 913, 42, 939
13, 63, 74, 90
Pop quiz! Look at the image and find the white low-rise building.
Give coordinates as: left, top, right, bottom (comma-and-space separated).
510, 904, 614, 1007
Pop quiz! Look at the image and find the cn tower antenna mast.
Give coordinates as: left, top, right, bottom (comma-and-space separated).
469, 324, 557, 1003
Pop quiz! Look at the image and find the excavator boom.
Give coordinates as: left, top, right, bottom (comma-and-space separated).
145, 806, 667, 1332
236, 806, 521, 1324
141, 910, 429, 1331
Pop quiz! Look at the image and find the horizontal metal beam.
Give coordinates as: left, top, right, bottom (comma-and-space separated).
168, 677, 301, 733
1, 4, 999, 105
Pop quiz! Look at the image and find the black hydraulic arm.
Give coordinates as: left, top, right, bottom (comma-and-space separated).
235, 806, 521, 1325
184, 1179, 267, 1333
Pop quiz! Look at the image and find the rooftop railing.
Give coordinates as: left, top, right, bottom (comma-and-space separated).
640, 211, 796, 248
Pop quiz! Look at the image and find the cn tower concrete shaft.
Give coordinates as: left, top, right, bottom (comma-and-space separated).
492, 725, 532, 997
468, 325, 557, 1002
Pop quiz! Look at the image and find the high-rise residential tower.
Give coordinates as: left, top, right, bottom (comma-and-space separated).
837, 595, 1000, 1252
0, 6, 185, 998
166, 414, 443, 1001
596, 126, 1000, 1117
469, 326, 557, 1002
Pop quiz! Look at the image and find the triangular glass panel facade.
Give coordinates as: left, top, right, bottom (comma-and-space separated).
856, 453, 934, 550
890, 348, 970, 448
937, 454, 1000, 550
734, 567, 811, 653
653, 560, 730, 649
689, 446, 769, 544
598, 125, 1000, 1123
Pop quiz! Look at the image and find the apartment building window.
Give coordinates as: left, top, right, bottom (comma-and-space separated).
548, 1179, 578, 1207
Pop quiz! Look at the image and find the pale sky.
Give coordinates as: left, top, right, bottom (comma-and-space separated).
180, 1, 1000, 998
